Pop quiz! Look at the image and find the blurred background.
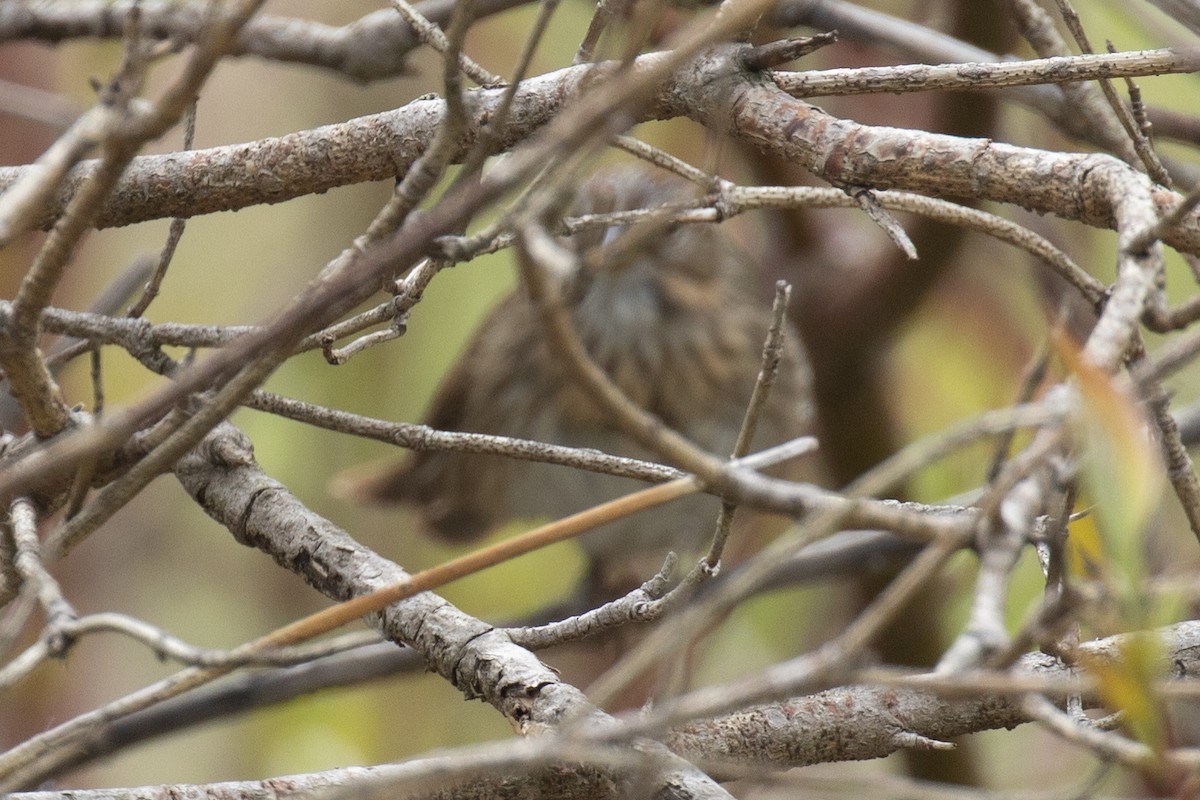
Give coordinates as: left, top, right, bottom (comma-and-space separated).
1, 0, 1199, 795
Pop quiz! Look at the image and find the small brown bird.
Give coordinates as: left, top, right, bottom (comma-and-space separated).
340, 167, 815, 596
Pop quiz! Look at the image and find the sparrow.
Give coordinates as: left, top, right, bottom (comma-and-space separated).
338, 166, 815, 596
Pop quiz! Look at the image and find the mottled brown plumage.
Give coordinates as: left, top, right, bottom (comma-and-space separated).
340, 167, 815, 592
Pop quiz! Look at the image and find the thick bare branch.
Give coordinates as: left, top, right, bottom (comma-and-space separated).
0, 0, 532, 82
4, 47, 1199, 250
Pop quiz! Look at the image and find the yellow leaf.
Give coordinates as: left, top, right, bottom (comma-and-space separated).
1080, 633, 1166, 754
1065, 510, 1104, 581
1057, 333, 1164, 619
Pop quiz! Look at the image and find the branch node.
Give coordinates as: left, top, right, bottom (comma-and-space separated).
891, 730, 956, 751
742, 31, 839, 71
201, 427, 256, 468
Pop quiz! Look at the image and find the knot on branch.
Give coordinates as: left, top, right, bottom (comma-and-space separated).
741, 31, 839, 71
198, 424, 255, 468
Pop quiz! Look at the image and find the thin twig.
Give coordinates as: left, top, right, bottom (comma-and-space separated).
574, 0, 627, 65
8, 498, 75, 637
61, 357, 103, 519
847, 186, 918, 259
987, 333, 1054, 483
1144, 292, 1200, 332
37, 257, 156, 372
126, 102, 196, 318
771, 46, 1200, 98
44, 352, 281, 557
1051, 0, 1172, 186
601, 524, 971, 731
0, 9, 153, 438
705, 281, 793, 569
1004, 0, 1141, 168
384, 0, 479, 230
0, 617, 381, 690
505, 555, 679, 648
1128, 339, 1200, 545
584, 438, 980, 710
253, 389, 684, 485
1143, 326, 1200, 382
1130, 181, 1200, 257
1111, 40, 1153, 142
454, 0, 562, 186
937, 475, 1043, 673
1023, 694, 1165, 772
321, 326, 404, 365
843, 399, 1068, 499
611, 137, 715, 186
307, 296, 412, 355
388, 0, 503, 87
742, 31, 838, 71
313, 1, 484, 368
